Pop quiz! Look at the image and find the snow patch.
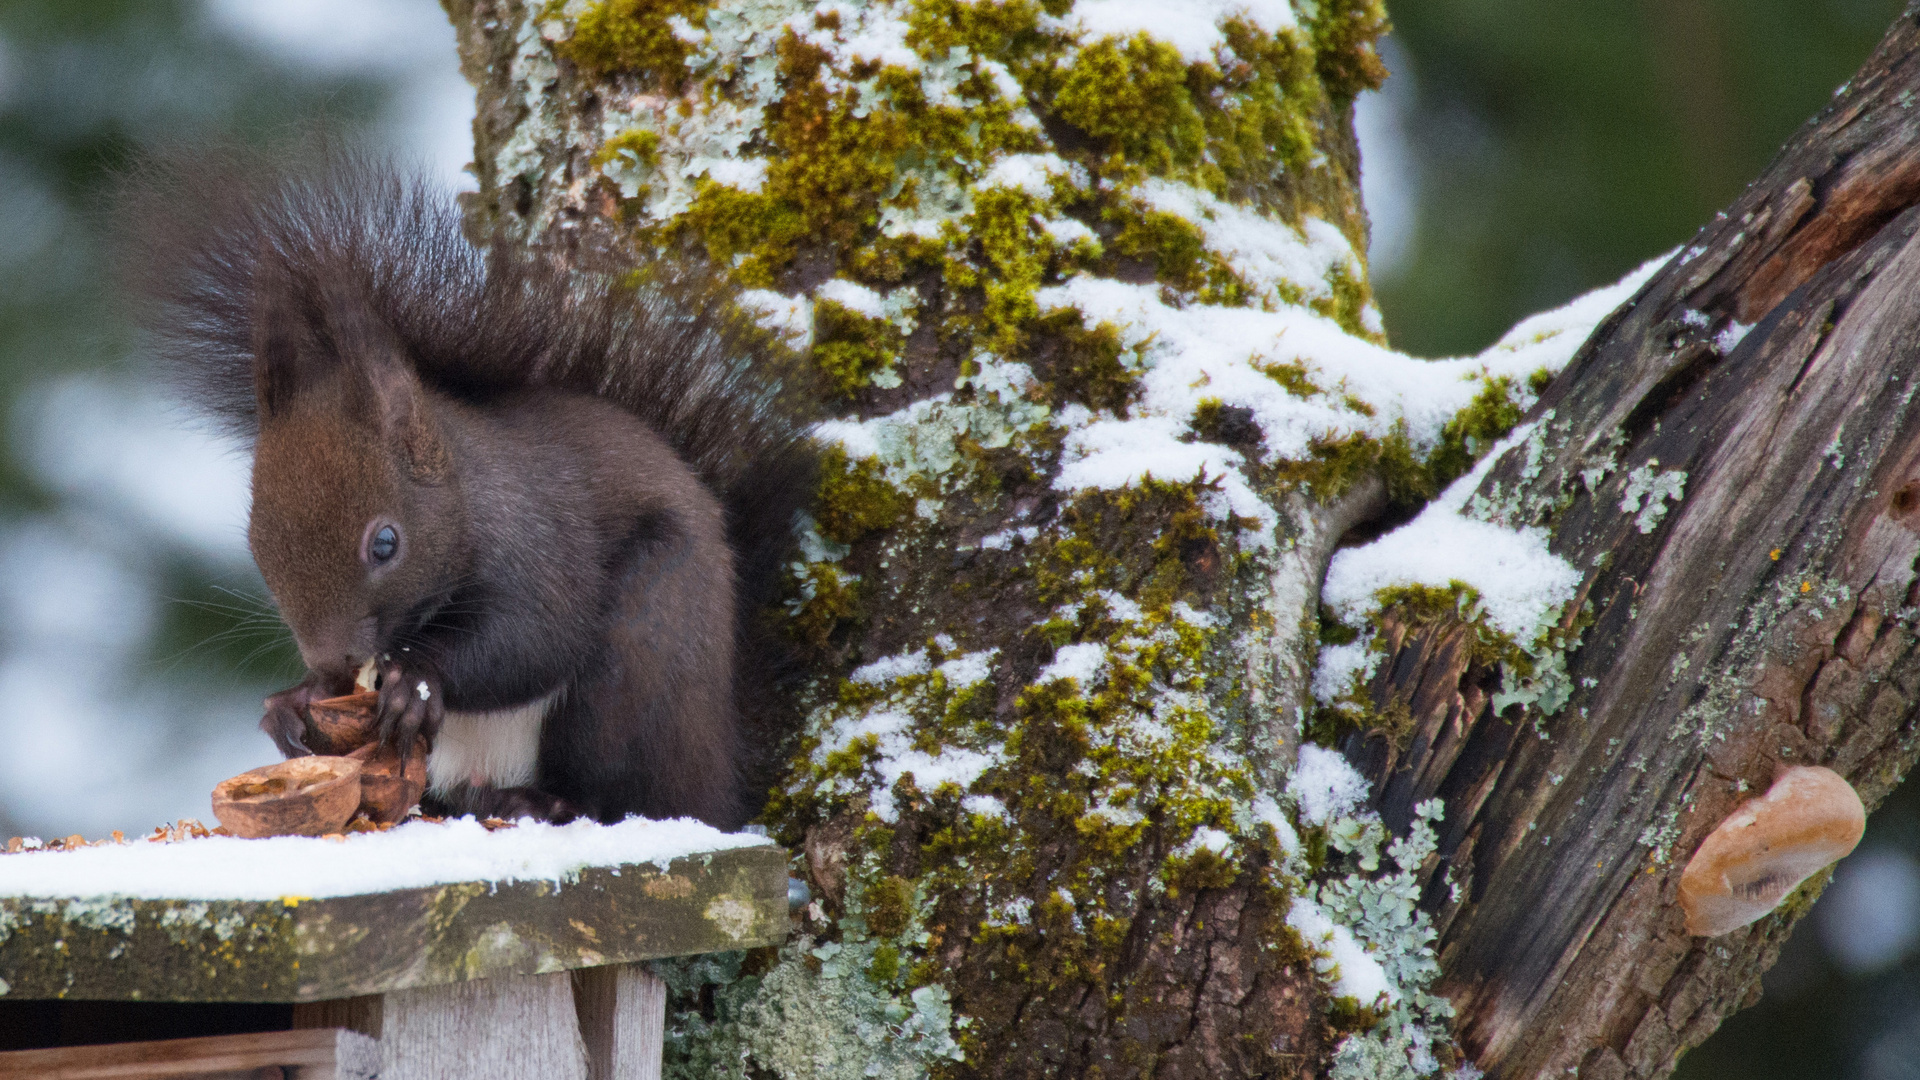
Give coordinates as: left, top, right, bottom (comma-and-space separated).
1288, 895, 1398, 1004
852, 650, 934, 685
1046, 0, 1299, 65
978, 525, 1039, 551
1312, 640, 1378, 704
982, 153, 1087, 198
962, 795, 1010, 821
0, 816, 771, 901
1714, 320, 1754, 354
1289, 744, 1371, 827
1039, 642, 1107, 687
736, 288, 814, 348
1136, 179, 1358, 305
815, 708, 998, 822
936, 649, 998, 687
1321, 425, 1583, 643
1178, 826, 1233, 857
1039, 275, 1481, 462
1249, 792, 1302, 854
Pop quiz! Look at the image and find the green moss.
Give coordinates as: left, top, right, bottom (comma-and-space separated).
1030, 481, 1224, 612
1307, 583, 1512, 748
1310, 578, 1589, 749
1025, 18, 1322, 199
1270, 426, 1424, 509
1425, 376, 1528, 494
1256, 358, 1323, 400
1105, 205, 1248, 303
655, 15, 1052, 377
592, 128, 661, 172
1202, 21, 1321, 194
789, 563, 861, 652
968, 187, 1053, 354
1189, 399, 1233, 444
1053, 34, 1205, 178
868, 941, 902, 983
1312, 265, 1378, 342
761, 36, 914, 244
814, 299, 907, 395
862, 876, 916, 937
1265, 375, 1535, 516
665, 33, 915, 285
673, 181, 803, 288
1372, 584, 1516, 667
1307, 0, 1390, 103
1327, 996, 1384, 1036
1318, 608, 1360, 647
556, 0, 707, 87
905, 0, 1053, 70
816, 448, 913, 545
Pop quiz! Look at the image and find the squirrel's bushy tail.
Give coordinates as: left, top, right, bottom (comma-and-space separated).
117, 143, 819, 802
117, 143, 815, 502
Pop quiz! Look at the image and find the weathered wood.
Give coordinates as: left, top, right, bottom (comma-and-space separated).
284, 961, 669, 1080
380, 971, 587, 1080
290, 997, 381, 1040
572, 964, 665, 1080
0, 845, 785, 1002
1347, 7, 1920, 1077
0, 1026, 376, 1079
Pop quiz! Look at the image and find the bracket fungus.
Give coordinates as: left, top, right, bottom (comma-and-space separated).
1678, 765, 1866, 936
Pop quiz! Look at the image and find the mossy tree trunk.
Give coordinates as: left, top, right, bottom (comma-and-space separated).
436, 1, 1920, 1078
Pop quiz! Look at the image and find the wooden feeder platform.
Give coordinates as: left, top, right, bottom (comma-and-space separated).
0, 832, 788, 1079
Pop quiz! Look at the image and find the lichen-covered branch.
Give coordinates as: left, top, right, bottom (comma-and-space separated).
1328, 8, 1920, 1078
437, 0, 1650, 1076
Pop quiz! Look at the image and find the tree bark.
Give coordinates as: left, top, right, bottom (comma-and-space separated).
435, 0, 1920, 1078
1354, 7, 1920, 1077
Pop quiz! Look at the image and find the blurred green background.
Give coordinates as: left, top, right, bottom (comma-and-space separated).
0, 0, 1912, 1075
1372, 0, 1906, 357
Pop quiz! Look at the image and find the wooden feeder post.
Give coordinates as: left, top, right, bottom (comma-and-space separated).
0, 840, 788, 1079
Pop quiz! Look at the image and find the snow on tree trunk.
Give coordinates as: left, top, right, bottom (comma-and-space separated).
435, 0, 1755, 1077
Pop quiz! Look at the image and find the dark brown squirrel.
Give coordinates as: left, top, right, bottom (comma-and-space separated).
117, 147, 815, 829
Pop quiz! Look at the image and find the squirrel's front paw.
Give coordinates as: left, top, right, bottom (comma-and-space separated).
260, 678, 331, 757
374, 655, 444, 762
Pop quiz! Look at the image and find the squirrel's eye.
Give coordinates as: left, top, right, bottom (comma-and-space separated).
368, 524, 400, 564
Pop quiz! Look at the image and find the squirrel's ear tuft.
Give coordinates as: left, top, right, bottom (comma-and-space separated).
251, 251, 326, 420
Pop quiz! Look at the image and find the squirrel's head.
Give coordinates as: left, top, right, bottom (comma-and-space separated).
246, 259, 467, 684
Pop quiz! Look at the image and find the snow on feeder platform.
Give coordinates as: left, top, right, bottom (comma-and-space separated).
0, 815, 789, 1079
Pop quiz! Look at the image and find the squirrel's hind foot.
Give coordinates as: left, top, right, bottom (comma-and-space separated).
422, 784, 580, 824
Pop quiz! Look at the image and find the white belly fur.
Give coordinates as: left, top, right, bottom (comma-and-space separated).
427, 694, 557, 795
